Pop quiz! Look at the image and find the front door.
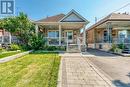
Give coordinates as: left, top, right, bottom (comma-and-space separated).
66, 31, 73, 43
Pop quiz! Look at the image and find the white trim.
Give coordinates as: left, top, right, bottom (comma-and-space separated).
34, 22, 87, 25
59, 9, 89, 23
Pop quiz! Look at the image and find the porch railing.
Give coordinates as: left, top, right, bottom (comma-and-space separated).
113, 38, 130, 44
45, 37, 67, 46
0, 36, 11, 44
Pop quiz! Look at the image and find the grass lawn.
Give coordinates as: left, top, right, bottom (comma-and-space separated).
0, 51, 22, 59
0, 51, 61, 87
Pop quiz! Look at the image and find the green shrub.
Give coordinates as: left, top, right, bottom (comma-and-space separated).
28, 34, 46, 50
110, 44, 117, 52
118, 44, 125, 49
47, 46, 56, 51
10, 44, 21, 51
57, 46, 66, 51
0, 47, 5, 52
114, 48, 122, 53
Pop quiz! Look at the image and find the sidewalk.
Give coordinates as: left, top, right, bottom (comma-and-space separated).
57, 53, 115, 87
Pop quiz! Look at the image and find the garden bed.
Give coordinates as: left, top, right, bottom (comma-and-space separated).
0, 51, 61, 87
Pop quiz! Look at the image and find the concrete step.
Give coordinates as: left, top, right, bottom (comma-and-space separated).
68, 45, 80, 52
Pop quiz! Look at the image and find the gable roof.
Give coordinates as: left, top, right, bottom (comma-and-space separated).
36, 14, 65, 22
60, 9, 89, 23
35, 10, 89, 23
87, 13, 130, 31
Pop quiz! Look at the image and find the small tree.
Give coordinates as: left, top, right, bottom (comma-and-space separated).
1, 12, 41, 50
28, 33, 46, 50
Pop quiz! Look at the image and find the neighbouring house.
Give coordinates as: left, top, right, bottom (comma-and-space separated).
0, 29, 11, 44
34, 10, 89, 52
0, 29, 18, 46
87, 13, 130, 53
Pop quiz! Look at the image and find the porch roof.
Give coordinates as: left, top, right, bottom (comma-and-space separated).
87, 13, 130, 31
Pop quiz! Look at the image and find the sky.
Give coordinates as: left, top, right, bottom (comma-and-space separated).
14, 0, 130, 27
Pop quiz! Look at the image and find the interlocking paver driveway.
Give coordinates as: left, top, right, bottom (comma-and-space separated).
58, 53, 114, 87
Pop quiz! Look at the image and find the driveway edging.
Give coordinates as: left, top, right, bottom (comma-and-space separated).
57, 56, 63, 87
0, 50, 33, 63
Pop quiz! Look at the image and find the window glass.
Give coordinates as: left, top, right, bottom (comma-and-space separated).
104, 31, 108, 42
48, 31, 59, 38
55, 31, 59, 37
68, 32, 72, 40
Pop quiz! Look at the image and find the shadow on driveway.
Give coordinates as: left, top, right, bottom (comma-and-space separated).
113, 73, 130, 87
86, 48, 120, 57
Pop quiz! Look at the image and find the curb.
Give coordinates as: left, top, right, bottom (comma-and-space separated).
0, 50, 33, 63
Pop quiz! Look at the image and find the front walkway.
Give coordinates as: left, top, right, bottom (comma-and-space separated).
57, 53, 115, 87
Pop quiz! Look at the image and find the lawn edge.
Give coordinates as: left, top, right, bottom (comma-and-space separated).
0, 50, 33, 63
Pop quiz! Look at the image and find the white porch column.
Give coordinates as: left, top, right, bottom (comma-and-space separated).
106, 23, 112, 43
83, 25, 86, 46
35, 24, 38, 36
59, 25, 61, 46
94, 28, 96, 49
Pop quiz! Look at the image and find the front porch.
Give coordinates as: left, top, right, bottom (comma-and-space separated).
34, 10, 89, 52
95, 21, 130, 52
35, 23, 86, 52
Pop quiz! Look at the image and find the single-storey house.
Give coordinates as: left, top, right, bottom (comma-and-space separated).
87, 13, 130, 53
34, 10, 89, 52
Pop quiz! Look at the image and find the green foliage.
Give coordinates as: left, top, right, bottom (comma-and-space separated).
47, 46, 57, 51
118, 44, 125, 49
110, 44, 117, 52
10, 44, 21, 51
40, 45, 66, 51
56, 46, 66, 51
1, 12, 36, 50
110, 43, 123, 53
28, 34, 46, 50
0, 47, 5, 53
114, 48, 122, 53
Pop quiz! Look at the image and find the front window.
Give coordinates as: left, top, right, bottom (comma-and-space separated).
118, 30, 127, 43
48, 31, 59, 38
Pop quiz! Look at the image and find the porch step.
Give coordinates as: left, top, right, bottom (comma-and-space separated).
67, 45, 80, 53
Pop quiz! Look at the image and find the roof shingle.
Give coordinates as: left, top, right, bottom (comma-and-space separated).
36, 14, 65, 22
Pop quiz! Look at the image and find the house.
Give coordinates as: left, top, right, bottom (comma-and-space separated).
87, 13, 130, 52
0, 29, 11, 45
34, 10, 89, 52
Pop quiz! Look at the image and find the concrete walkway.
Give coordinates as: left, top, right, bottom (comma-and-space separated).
57, 53, 115, 87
